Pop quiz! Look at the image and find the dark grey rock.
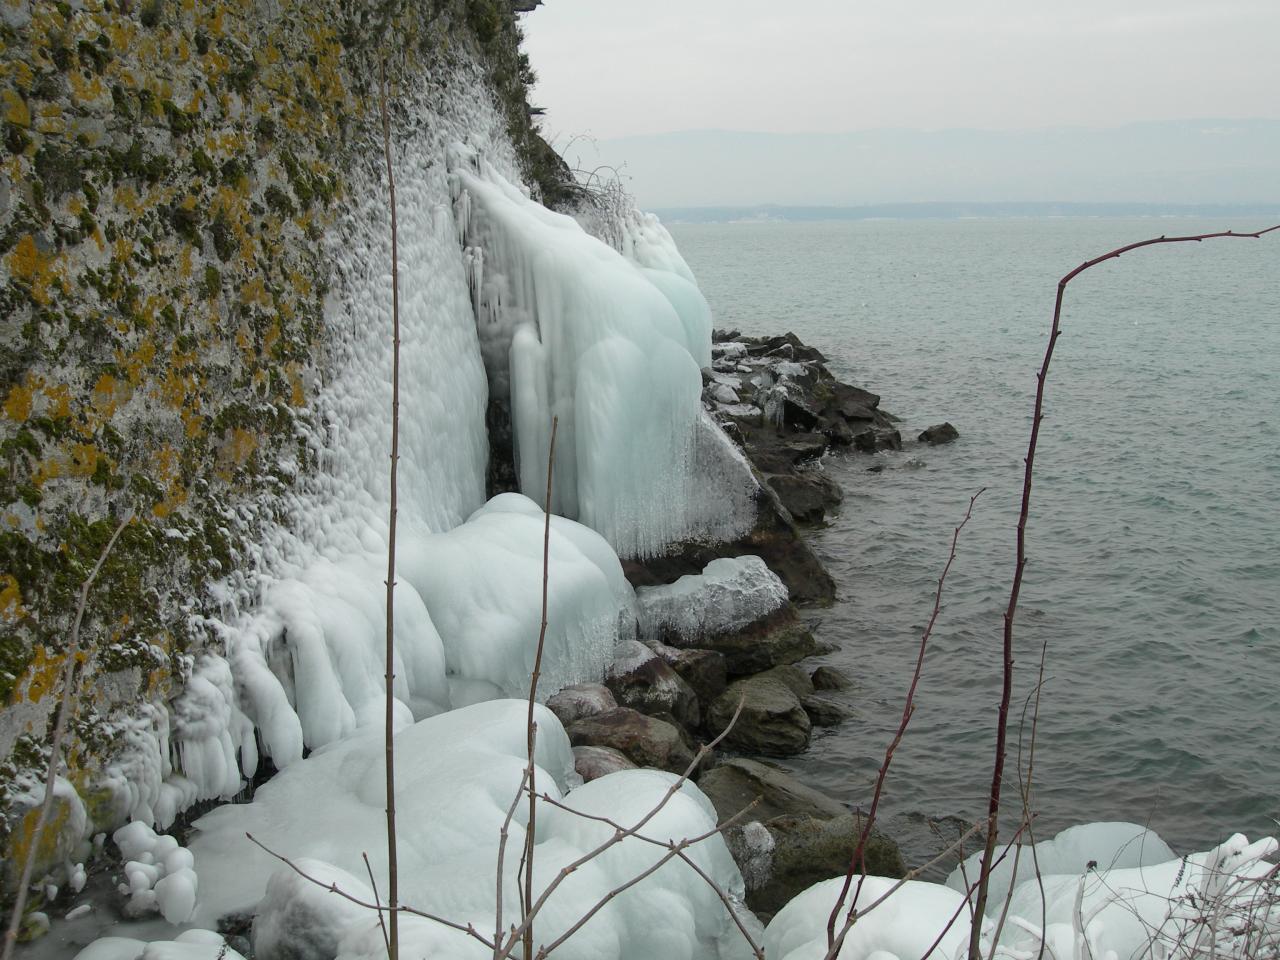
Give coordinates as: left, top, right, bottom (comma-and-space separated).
810, 665, 852, 691
747, 814, 905, 915
766, 471, 843, 525
919, 422, 960, 445
698, 758, 847, 824
706, 674, 811, 756
605, 641, 700, 729
703, 606, 819, 677
648, 642, 727, 709
802, 694, 852, 727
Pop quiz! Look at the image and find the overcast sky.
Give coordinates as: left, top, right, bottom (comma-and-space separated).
521, 0, 1280, 141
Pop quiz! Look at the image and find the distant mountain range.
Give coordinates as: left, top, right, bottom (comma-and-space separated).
574, 119, 1280, 210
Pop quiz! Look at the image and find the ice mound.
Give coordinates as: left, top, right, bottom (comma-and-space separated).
111, 821, 198, 924
73, 930, 244, 960
945, 820, 1176, 909
770, 824, 1279, 960
994, 832, 1279, 960
188, 700, 749, 960
229, 494, 631, 763
764, 874, 989, 960
635, 555, 788, 642
449, 146, 754, 558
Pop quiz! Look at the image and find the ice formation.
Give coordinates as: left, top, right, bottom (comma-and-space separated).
450, 146, 755, 558
945, 820, 1176, 910
112, 821, 198, 925
189, 700, 751, 960
635, 555, 789, 643
767, 824, 1280, 960
764, 874, 990, 960
73, 930, 245, 960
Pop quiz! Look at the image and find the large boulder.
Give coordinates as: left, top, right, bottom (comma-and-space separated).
604, 640, 700, 729
706, 673, 811, 756
564, 708, 695, 774
545, 683, 617, 727
766, 471, 844, 525
703, 607, 819, 677
635, 555, 788, 645
572, 745, 637, 782
647, 642, 728, 708
810, 665, 852, 691
748, 813, 905, 916
698, 758, 847, 824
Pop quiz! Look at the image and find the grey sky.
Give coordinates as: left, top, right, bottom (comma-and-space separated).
521, 0, 1280, 140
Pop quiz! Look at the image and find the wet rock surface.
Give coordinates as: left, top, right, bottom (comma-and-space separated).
564, 707, 695, 774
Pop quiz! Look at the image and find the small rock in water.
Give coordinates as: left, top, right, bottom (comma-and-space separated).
918, 421, 960, 445
810, 665, 852, 690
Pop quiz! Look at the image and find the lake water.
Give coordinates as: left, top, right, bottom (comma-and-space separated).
669, 217, 1280, 870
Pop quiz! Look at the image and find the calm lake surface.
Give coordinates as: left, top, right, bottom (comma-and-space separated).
670, 218, 1280, 869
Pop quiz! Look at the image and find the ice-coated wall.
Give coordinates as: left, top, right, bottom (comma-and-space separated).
450, 148, 755, 559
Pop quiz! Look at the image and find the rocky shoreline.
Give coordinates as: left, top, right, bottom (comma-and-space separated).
555, 328, 958, 921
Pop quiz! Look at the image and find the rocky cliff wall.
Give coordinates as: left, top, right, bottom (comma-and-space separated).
0, 0, 556, 894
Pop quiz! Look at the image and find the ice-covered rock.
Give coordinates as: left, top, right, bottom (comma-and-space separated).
945, 820, 1176, 908
112, 821, 198, 924
764, 874, 989, 960
73, 930, 245, 960
635, 556, 788, 644
187, 700, 750, 960
450, 147, 755, 559
546, 683, 618, 726
253, 859, 375, 960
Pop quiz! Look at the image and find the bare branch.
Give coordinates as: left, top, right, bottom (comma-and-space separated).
826, 488, 985, 946
246, 833, 496, 950
521, 415, 559, 957
3, 511, 132, 960
362, 851, 391, 957
378, 56, 403, 960
967, 223, 1280, 960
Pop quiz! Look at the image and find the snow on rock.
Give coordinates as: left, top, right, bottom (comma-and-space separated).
635, 555, 788, 643
112, 821, 198, 924
188, 700, 749, 960
252, 859, 377, 960
764, 874, 989, 960
449, 146, 754, 558
945, 820, 1176, 910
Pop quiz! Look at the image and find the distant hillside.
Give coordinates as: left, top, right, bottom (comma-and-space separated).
653, 201, 1280, 224
573, 120, 1280, 209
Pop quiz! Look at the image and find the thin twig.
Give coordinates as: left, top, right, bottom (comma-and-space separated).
363, 851, 391, 957
494, 765, 531, 958
521, 415, 558, 958
530, 799, 765, 959
967, 223, 1280, 960
528, 791, 766, 958
497, 696, 746, 957
826, 488, 985, 946
378, 56, 402, 960
2, 511, 131, 960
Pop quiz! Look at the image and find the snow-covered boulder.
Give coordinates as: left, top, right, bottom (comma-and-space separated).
635, 556, 788, 644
